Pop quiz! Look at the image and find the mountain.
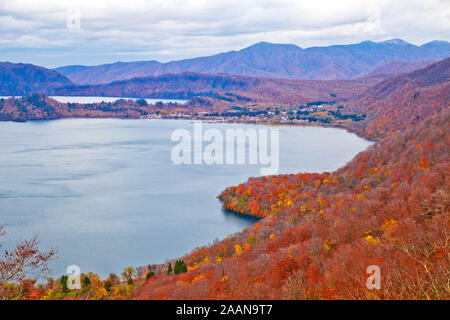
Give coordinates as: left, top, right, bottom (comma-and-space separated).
346, 57, 450, 139
358, 59, 434, 77
55, 39, 450, 84
0, 62, 72, 95
49, 72, 382, 104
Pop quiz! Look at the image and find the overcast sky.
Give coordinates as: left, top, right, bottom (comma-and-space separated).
0, 0, 449, 68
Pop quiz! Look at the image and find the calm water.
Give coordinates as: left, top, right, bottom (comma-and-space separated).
0, 96, 187, 104
0, 119, 371, 277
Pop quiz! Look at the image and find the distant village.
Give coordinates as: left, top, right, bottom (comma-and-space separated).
141, 101, 366, 127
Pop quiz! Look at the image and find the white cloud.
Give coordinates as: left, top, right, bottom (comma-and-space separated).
0, 0, 448, 67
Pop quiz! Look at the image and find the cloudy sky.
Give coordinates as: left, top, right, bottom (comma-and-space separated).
0, 0, 449, 68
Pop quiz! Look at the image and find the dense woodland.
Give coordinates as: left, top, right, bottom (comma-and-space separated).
213, 111, 449, 299
0, 58, 448, 300
346, 58, 450, 139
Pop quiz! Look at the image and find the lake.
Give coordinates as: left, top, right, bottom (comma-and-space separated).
0, 96, 188, 104
0, 119, 372, 278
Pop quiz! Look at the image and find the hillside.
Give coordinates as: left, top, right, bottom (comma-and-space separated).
49, 72, 381, 104
345, 58, 450, 139
359, 60, 434, 78
54, 39, 450, 84
0, 62, 72, 95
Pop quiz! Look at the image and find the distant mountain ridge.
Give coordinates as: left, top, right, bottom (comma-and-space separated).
54, 39, 450, 84
49, 72, 382, 104
0, 62, 72, 95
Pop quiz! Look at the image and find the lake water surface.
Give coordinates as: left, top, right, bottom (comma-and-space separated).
0, 119, 372, 277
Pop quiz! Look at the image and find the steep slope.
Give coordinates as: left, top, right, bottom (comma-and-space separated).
55, 39, 450, 84
0, 62, 72, 95
345, 58, 450, 139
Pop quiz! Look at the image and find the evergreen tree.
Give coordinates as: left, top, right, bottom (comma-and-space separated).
82, 276, 91, 289
179, 260, 187, 273
167, 262, 172, 275
174, 259, 187, 274
60, 275, 69, 293
146, 271, 154, 280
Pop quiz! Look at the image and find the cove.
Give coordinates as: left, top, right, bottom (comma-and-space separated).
0, 118, 372, 277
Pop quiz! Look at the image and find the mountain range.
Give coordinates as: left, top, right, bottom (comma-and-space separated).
3, 57, 448, 127
0, 39, 449, 98
54, 39, 450, 84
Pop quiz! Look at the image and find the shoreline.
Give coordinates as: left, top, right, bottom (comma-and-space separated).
0, 113, 378, 143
